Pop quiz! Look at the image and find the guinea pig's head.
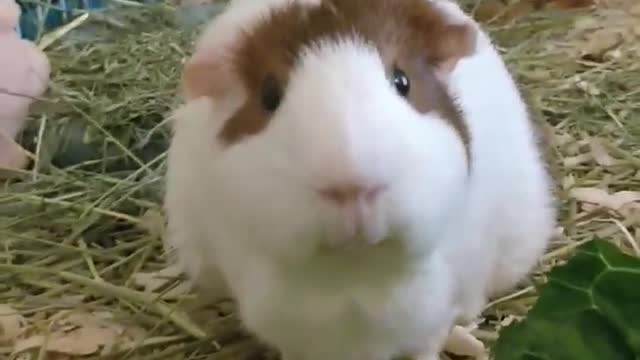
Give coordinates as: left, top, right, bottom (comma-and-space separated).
181, 0, 477, 258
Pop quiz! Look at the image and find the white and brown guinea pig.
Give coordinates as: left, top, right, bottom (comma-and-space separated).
164, 0, 556, 359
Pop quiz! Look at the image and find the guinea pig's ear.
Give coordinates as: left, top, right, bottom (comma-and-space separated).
181, 48, 236, 101
427, 21, 477, 79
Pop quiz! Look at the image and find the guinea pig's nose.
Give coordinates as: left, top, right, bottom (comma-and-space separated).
317, 182, 389, 244
317, 183, 387, 206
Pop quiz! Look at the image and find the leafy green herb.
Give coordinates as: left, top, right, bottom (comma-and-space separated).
492, 238, 640, 360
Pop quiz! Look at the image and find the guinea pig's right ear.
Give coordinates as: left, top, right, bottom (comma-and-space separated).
427, 20, 478, 79
181, 48, 236, 101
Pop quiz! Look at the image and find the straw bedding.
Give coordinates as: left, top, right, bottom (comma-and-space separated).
1, 0, 638, 359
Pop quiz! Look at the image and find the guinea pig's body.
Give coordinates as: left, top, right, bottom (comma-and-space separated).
164, 0, 556, 359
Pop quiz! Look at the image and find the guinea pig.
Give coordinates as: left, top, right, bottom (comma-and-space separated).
163, 0, 557, 359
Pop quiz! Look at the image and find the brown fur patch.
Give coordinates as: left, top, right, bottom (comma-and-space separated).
203, 0, 476, 152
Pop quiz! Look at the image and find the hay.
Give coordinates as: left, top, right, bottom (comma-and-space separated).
1, 1, 638, 359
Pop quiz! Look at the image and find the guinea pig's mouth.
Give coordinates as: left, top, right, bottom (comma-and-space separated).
315, 232, 398, 254
309, 232, 413, 272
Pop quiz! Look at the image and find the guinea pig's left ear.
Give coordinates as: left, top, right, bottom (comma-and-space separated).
181, 40, 244, 101
181, 46, 237, 102
427, 21, 478, 78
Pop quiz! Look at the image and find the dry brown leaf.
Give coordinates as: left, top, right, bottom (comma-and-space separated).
13, 353, 70, 360
570, 187, 640, 210
573, 16, 598, 32
618, 203, 640, 221
474, 0, 549, 24
14, 327, 116, 356
58, 295, 86, 306
564, 135, 584, 155
583, 28, 623, 57
562, 174, 576, 190
140, 209, 165, 240
563, 153, 592, 167
0, 305, 26, 344
13, 311, 145, 356
554, 133, 575, 148
589, 138, 621, 166
132, 264, 190, 297
473, 0, 508, 22
500, 0, 540, 22
550, 0, 595, 9
565, 2, 640, 57
480, 0, 596, 24
528, 70, 556, 82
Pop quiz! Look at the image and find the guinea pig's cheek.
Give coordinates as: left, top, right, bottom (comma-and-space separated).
384, 187, 422, 228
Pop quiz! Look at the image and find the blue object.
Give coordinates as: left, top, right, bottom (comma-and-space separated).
14, 0, 140, 40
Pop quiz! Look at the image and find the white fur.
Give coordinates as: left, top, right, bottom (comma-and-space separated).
430, 0, 556, 318
164, 1, 556, 359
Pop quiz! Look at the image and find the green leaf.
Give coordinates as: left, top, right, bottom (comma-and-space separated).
492, 238, 640, 360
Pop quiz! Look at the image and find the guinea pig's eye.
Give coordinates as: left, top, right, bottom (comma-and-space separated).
392, 67, 410, 97
261, 76, 282, 112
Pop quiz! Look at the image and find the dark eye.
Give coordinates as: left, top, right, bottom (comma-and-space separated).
392, 67, 410, 97
261, 76, 282, 112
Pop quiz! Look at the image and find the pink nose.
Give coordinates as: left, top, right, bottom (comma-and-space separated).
319, 183, 387, 244
317, 183, 387, 206
317, 182, 388, 244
